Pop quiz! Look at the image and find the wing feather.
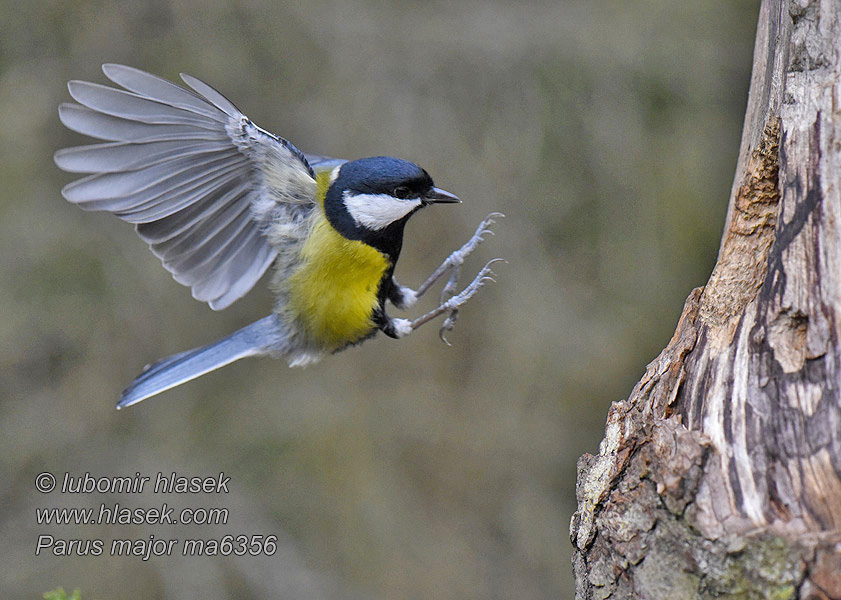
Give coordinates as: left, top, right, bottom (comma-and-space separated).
54, 139, 235, 173
179, 72, 240, 117
91, 162, 243, 217
135, 181, 248, 243
154, 194, 252, 263
55, 65, 323, 309
59, 103, 228, 142
167, 217, 257, 280
188, 230, 270, 307
61, 150, 244, 204
102, 64, 228, 121
68, 81, 223, 128
208, 242, 277, 309
126, 175, 243, 226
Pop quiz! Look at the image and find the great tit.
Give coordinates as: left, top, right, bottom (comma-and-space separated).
54, 65, 500, 409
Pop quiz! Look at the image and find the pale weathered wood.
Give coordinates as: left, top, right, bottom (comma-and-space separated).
571, 1, 841, 597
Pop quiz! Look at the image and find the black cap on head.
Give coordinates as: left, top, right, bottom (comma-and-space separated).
338, 156, 434, 198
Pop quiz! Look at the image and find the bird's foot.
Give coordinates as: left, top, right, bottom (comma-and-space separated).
414, 212, 505, 300
411, 258, 504, 344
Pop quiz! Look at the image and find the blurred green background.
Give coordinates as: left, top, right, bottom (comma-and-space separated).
1, 1, 758, 598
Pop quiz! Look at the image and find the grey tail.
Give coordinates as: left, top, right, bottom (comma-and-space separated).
118, 315, 281, 409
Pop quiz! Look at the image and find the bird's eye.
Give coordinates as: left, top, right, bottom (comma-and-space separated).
394, 186, 412, 199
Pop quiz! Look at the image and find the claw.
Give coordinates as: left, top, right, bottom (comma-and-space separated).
411, 258, 505, 336
403, 215, 503, 342
439, 310, 459, 345
414, 213, 505, 298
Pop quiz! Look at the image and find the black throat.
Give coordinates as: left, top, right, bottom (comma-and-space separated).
323, 186, 410, 262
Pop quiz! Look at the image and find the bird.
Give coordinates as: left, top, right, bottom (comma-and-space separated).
54, 64, 501, 409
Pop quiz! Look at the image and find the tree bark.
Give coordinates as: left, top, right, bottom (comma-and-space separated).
570, 1, 841, 598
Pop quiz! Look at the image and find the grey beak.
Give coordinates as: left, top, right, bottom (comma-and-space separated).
424, 187, 461, 204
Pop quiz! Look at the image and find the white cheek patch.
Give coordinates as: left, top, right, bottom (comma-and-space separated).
343, 192, 422, 230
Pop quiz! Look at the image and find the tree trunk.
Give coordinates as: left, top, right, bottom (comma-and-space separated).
570, 1, 841, 598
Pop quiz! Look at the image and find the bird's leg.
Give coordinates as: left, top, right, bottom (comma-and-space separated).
410, 259, 503, 344
393, 213, 504, 309
386, 213, 503, 343
417, 212, 504, 300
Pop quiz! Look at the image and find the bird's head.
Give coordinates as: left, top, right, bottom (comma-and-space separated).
324, 156, 459, 256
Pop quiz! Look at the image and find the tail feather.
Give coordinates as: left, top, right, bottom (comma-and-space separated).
118, 315, 281, 409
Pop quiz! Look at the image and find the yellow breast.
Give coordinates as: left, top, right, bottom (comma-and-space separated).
285, 212, 390, 351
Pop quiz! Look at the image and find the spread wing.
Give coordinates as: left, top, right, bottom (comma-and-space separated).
55, 64, 319, 310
